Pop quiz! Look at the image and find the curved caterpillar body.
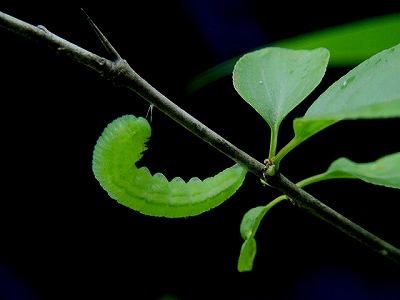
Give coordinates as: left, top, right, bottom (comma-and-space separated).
92, 115, 247, 218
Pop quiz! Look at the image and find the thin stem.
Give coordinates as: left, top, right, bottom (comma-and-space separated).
1, 10, 399, 266
274, 120, 339, 167
296, 172, 331, 189
297, 172, 356, 189
247, 194, 288, 238
273, 136, 301, 168
268, 126, 279, 159
260, 194, 288, 220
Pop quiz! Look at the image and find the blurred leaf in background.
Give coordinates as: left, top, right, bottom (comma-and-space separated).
187, 13, 400, 92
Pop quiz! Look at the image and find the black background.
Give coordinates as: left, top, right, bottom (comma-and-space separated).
1, 1, 400, 299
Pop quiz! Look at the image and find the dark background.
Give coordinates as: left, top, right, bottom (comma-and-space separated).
1, 1, 400, 299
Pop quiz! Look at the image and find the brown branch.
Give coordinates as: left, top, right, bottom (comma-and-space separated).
1, 10, 399, 266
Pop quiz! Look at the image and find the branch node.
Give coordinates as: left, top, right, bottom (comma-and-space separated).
37, 25, 48, 32
263, 158, 276, 178
99, 58, 129, 83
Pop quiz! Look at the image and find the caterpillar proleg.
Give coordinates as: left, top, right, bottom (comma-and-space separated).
92, 115, 247, 217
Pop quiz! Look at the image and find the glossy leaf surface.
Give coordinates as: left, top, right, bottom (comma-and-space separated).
292, 42, 400, 145
233, 47, 329, 132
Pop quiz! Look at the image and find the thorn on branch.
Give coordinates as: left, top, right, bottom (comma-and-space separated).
37, 25, 48, 33
81, 8, 121, 62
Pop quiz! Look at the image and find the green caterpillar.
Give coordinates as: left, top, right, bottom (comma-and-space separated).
92, 115, 247, 218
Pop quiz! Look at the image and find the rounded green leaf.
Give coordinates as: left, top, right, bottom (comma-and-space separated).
233, 47, 330, 131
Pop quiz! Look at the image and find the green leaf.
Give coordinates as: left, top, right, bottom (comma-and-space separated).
187, 13, 400, 92
238, 197, 287, 272
323, 152, 400, 188
238, 236, 257, 272
238, 206, 270, 272
297, 152, 400, 189
272, 13, 400, 67
240, 206, 266, 240
291, 42, 400, 146
233, 47, 329, 132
